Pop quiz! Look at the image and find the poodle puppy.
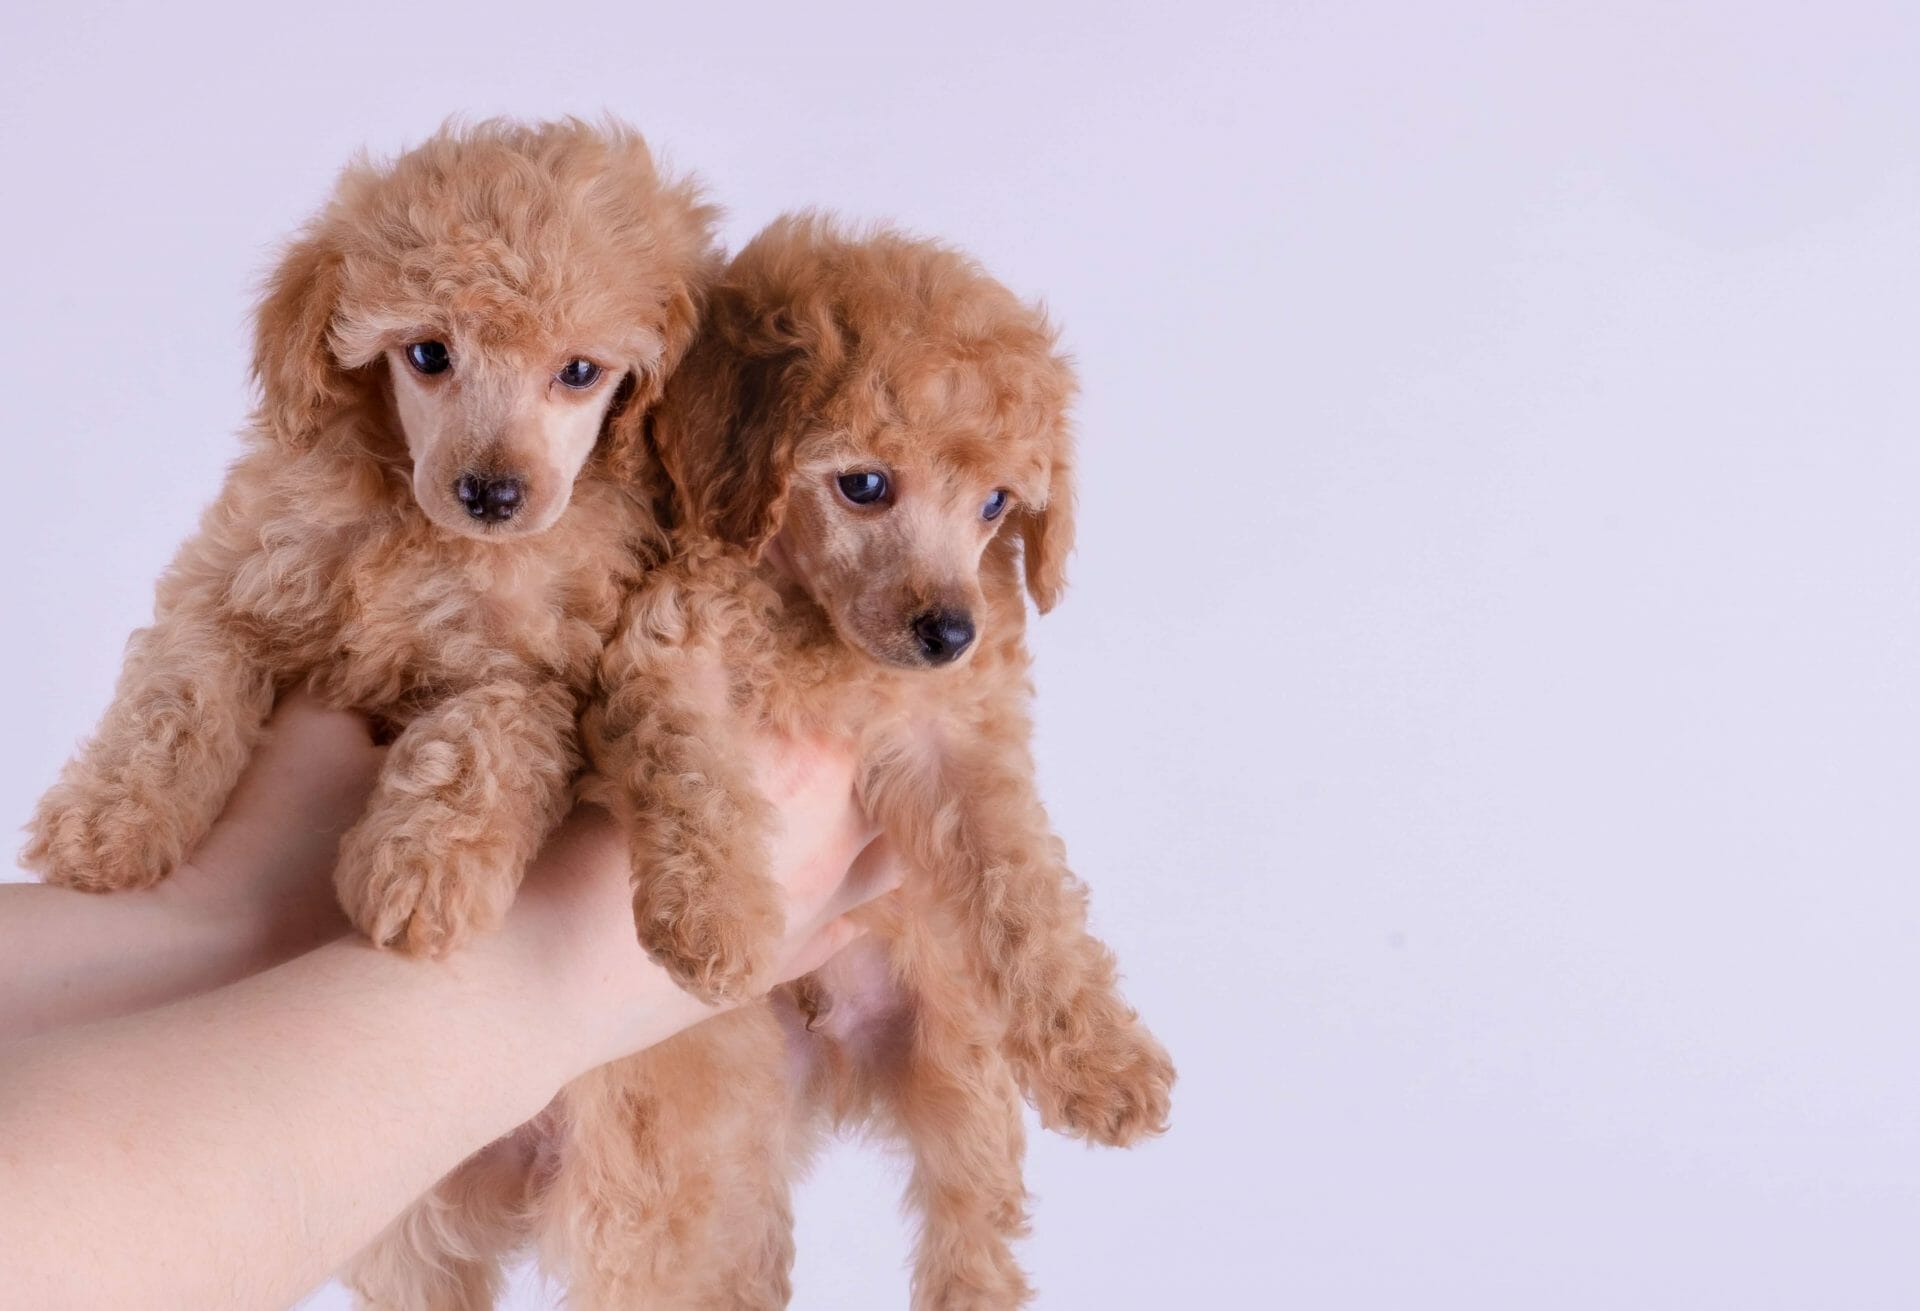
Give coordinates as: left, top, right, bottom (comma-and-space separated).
23, 117, 719, 1310
24, 118, 716, 962
548, 214, 1175, 1309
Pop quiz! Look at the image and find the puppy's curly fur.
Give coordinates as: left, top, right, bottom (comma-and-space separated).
545, 215, 1176, 1309
20, 118, 718, 1305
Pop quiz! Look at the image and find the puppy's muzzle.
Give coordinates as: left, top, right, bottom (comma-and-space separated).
454, 473, 525, 523
910, 608, 975, 664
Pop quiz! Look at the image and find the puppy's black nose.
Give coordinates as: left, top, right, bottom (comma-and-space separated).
910, 609, 975, 664
454, 474, 524, 522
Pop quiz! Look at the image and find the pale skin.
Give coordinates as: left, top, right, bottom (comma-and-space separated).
0, 694, 898, 1311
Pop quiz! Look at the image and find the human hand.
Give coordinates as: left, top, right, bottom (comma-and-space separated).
0, 690, 385, 1043
508, 732, 902, 1070
159, 689, 385, 963
13, 688, 889, 1072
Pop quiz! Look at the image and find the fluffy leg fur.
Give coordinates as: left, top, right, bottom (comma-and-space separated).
869, 750, 1175, 1148
335, 678, 577, 955
876, 927, 1035, 1311
544, 1007, 795, 1311
23, 615, 274, 892
344, 1129, 539, 1311
583, 646, 784, 1004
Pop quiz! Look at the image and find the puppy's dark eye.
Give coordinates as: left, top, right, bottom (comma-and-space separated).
982, 490, 1010, 521
837, 471, 890, 506
405, 341, 451, 376
557, 358, 602, 389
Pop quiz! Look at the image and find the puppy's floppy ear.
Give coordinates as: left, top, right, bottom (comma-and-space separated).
1020, 430, 1076, 613
655, 339, 805, 559
1019, 345, 1080, 612
653, 289, 814, 560
251, 231, 347, 448
599, 273, 711, 488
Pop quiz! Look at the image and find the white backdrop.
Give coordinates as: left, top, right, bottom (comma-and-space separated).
4, 2, 1919, 1307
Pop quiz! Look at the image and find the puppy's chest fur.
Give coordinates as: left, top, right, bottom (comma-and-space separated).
201, 447, 647, 719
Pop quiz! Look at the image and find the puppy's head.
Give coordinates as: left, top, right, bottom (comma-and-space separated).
655, 215, 1076, 670
252, 118, 719, 540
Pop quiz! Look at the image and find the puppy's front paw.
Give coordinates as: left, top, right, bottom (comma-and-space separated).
22, 784, 176, 893
1038, 1024, 1175, 1147
335, 812, 510, 956
633, 877, 784, 1005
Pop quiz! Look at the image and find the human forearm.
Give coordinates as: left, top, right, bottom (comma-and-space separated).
0, 733, 894, 1311
0, 814, 704, 1311
0, 881, 294, 1043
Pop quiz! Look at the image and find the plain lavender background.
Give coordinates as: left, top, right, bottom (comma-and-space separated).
4, 2, 1919, 1307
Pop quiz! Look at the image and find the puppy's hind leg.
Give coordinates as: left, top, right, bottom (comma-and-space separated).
879, 932, 1034, 1311
546, 1008, 796, 1311
24, 613, 274, 892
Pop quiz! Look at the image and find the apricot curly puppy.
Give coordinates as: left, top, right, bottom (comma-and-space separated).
23, 117, 717, 1308
25, 118, 714, 950
547, 215, 1175, 1310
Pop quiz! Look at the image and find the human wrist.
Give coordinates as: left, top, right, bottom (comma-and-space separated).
512, 902, 721, 1076
158, 810, 349, 960
573, 957, 716, 1073
129, 872, 282, 985
486, 839, 719, 1079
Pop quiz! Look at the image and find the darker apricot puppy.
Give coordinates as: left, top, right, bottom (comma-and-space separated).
24, 119, 717, 963
553, 214, 1174, 1310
